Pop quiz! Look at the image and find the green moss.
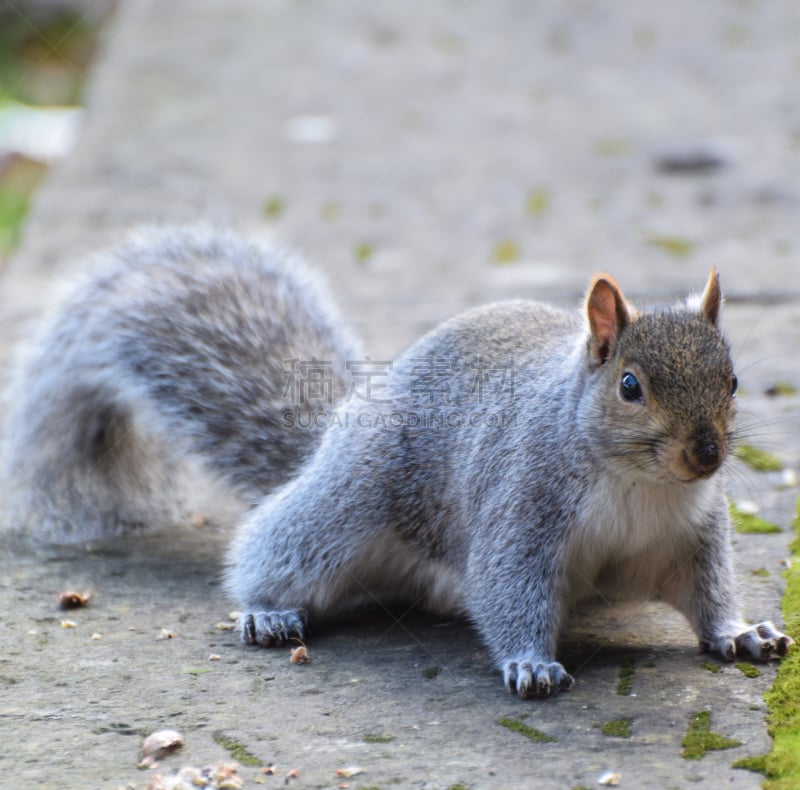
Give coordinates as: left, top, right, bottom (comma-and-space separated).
492, 240, 520, 265
647, 235, 694, 258
212, 732, 262, 767
525, 189, 550, 216
601, 718, 632, 738
733, 755, 768, 775
363, 734, 395, 744
354, 241, 374, 264
0, 188, 31, 252
616, 659, 635, 695
446, 785, 470, 790
262, 195, 284, 218
729, 502, 782, 535
735, 662, 762, 678
735, 444, 784, 472
642, 661, 656, 669
497, 716, 556, 743
423, 666, 441, 679
765, 383, 798, 397
758, 497, 800, 788
681, 710, 742, 759
701, 662, 721, 673
752, 568, 771, 578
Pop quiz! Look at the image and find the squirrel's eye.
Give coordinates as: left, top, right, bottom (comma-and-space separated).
731, 374, 738, 397
620, 371, 643, 402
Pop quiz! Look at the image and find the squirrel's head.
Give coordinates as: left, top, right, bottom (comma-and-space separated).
584, 269, 737, 485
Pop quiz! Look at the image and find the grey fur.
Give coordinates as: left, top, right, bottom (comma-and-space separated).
2, 226, 360, 541
227, 272, 793, 698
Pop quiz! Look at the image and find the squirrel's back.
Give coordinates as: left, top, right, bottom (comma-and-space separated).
2, 226, 360, 541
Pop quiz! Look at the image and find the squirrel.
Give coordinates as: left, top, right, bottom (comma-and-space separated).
226, 266, 793, 698
2, 228, 793, 698
1, 226, 360, 541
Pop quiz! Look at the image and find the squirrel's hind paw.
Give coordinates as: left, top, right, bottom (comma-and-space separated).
701, 620, 794, 662
503, 659, 575, 699
242, 609, 307, 647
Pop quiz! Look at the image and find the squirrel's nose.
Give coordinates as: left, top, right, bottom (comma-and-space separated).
690, 439, 723, 473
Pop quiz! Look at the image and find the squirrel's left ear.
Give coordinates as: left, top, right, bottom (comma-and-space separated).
700, 268, 722, 328
586, 274, 634, 366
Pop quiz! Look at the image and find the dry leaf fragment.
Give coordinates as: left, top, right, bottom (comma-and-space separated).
215, 622, 236, 631
261, 764, 277, 775
286, 768, 300, 779
597, 771, 621, 786
91, 633, 102, 640
335, 766, 365, 778
209, 654, 221, 661
139, 729, 184, 768
289, 645, 310, 664
58, 590, 93, 609
158, 628, 178, 640
289, 638, 310, 664
61, 619, 77, 629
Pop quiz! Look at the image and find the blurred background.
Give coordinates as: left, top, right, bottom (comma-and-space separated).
1, 0, 799, 360
0, 0, 114, 255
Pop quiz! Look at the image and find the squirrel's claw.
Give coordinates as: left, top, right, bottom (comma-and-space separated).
504, 659, 575, 699
242, 609, 306, 647
701, 620, 794, 663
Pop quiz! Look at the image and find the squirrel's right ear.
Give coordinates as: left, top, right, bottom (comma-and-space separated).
699, 268, 722, 328
586, 274, 633, 366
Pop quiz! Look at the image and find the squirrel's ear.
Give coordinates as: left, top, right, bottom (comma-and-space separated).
699, 267, 722, 327
586, 274, 632, 366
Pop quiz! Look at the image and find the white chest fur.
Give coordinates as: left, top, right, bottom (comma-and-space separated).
565, 474, 718, 606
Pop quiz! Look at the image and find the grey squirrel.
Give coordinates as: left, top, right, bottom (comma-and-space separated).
226, 264, 794, 698
2, 226, 793, 698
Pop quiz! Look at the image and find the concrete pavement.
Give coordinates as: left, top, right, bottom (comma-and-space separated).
1, 2, 799, 787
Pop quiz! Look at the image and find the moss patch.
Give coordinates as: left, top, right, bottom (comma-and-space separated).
765, 382, 798, 397
497, 717, 556, 743
354, 241, 374, 265
733, 754, 768, 775
422, 666, 441, 679
735, 662, 762, 678
647, 235, 694, 258
492, 240, 520, 265
601, 718, 632, 738
525, 189, 550, 216
681, 710, 742, 759
212, 732, 262, 767
701, 661, 721, 673
616, 659, 634, 695
757, 496, 800, 788
262, 195, 285, 218
729, 502, 782, 535
364, 734, 395, 744
735, 444, 784, 472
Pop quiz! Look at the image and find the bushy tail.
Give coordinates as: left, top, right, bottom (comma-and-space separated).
0, 226, 359, 542
1, 373, 240, 541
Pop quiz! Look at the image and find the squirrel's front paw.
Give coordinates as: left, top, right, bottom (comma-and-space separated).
503, 658, 575, 699
242, 608, 307, 647
701, 620, 794, 662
